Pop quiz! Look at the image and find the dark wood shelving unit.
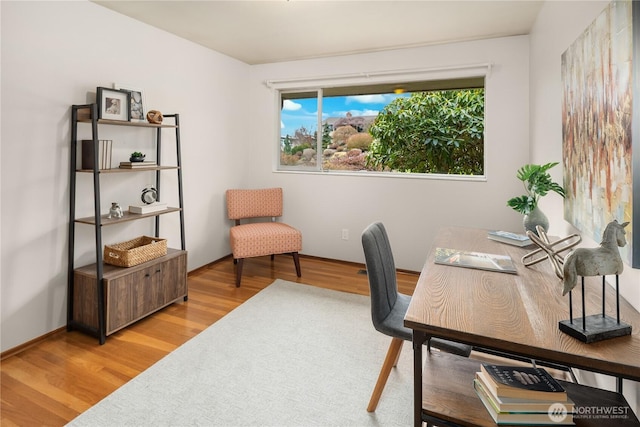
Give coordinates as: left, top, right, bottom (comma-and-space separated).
67, 104, 187, 344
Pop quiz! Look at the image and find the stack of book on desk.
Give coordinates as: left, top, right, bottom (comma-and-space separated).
474, 363, 574, 425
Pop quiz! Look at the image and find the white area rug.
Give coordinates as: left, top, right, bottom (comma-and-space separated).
67, 279, 413, 426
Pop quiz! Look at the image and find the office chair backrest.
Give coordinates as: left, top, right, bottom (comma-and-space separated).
362, 222, 399, 331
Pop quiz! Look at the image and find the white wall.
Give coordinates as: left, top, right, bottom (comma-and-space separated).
248, 36, 531, 271
530, 0, 639, 412
0, 1, 249, 351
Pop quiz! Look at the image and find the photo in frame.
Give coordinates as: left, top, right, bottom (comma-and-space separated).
114, 83, 146, 122
561, 0, 639, 268
97, 87, 130, 121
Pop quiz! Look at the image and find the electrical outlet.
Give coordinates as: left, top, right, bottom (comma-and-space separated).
341, 229, 349, 240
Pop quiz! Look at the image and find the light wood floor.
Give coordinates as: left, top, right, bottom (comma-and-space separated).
1, 255, 418, 426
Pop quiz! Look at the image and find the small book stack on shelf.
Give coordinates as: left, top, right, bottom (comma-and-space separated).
119, 161, 157, 169
129, 202, 168, 214
474, 363, 574, 425
487, 230, 533, 247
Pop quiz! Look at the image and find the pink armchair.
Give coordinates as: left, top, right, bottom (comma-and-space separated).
226, 188, 302, 287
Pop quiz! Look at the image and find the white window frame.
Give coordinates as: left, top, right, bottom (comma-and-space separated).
270, 63, 491, 179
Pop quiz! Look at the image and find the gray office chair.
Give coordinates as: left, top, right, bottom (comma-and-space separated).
362, 222, 472, 412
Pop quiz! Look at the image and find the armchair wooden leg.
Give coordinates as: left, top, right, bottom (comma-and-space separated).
292, 252, 301, 277
367, 337, 404, 412
235, 258, 244, 287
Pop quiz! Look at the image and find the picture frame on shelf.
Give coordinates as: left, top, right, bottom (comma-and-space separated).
114, 83, 146, 122
97, 87, 130, 121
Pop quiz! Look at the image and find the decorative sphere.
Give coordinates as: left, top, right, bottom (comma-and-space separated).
146, 110, 163, 124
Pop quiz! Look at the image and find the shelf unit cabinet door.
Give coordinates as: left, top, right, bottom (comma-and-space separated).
104, 252, 187, 335
160, 253, 187, 304
106, 265, 164, 334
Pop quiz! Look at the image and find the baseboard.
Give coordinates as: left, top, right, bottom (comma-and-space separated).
194, 252, 420, 276
1, 326, 66, 360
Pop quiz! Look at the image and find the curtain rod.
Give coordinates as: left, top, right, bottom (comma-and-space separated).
264, 62, 492, 88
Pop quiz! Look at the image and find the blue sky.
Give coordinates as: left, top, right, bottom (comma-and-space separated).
281, 93, 408, 138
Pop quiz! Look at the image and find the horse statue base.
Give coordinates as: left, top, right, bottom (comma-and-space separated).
559, 275, 632, 343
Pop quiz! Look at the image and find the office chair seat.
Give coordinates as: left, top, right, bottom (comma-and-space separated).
379, 292, 471, 357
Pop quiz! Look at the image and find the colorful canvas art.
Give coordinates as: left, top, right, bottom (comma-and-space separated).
561, 0, 639, 268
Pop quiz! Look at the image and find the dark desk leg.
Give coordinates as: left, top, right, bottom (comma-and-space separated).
413, 330, 428, 427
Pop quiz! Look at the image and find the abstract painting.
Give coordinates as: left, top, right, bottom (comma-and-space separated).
561, 0, 639, 268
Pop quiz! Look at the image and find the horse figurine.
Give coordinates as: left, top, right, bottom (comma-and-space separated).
562, 220, 629, 295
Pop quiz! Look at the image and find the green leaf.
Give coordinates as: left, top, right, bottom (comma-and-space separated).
507, 195, 536, 214
508, 162, 565, 214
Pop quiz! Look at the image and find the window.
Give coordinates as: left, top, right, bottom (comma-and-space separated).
278, 76, 485, 176
280, 92, 319, 170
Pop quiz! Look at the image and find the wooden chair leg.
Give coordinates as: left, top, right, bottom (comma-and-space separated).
367, 337, 404, 412
393, 341, 403, 367
235, 258, 244, 287
292, 252, 301, 277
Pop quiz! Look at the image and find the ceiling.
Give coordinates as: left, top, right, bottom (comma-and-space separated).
92, 1, 544, 65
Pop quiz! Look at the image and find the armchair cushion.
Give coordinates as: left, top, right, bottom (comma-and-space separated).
230, 222, 302, 259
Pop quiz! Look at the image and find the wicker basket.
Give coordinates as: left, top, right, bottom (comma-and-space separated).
104, 236, 167, 267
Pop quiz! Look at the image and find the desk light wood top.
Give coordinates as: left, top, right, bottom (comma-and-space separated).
405, 226, 640, 381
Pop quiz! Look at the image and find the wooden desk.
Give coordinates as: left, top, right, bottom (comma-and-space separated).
405, 226, 640, 426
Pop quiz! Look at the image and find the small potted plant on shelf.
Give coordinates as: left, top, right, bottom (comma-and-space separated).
507, 162, 565, 235
130, 151, 146, 162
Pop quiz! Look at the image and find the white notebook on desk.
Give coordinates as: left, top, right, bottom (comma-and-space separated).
434, 247, 517, 274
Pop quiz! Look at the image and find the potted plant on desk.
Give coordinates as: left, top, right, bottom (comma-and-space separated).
507, 162, 565, 235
